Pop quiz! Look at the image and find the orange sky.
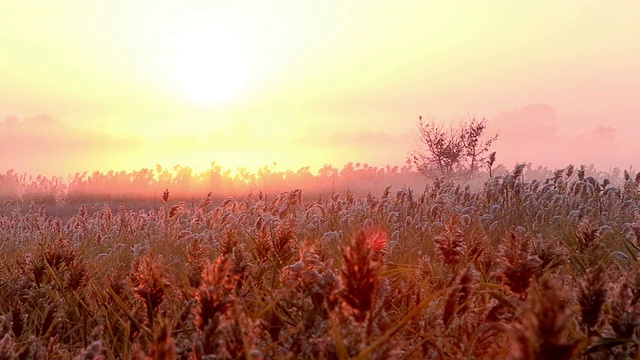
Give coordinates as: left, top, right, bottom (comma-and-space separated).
1, 1, 639, 177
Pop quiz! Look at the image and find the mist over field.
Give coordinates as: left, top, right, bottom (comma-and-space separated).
0, 104, 634, 183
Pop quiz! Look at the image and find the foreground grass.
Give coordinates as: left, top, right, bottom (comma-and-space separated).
1, 166, 640, 359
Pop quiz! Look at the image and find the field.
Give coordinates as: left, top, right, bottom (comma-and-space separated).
1, 164, 639, 359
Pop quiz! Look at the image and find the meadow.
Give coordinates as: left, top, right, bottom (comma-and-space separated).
0, 163, 639, 359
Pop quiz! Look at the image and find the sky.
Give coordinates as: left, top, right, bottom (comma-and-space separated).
1, 1, 639, 177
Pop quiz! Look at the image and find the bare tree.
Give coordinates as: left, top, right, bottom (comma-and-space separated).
411, 116, 498, 179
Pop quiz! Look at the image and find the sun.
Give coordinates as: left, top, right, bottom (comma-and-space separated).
172, 22, 251, 106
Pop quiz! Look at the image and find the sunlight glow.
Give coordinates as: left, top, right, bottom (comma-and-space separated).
171, 20, 251, 106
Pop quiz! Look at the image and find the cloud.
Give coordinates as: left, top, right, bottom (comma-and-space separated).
587, 126, 616, 144
329, 130, 408, 146
490, 104, 559, 145
489, 104, 621, 169
288, 129, 414, 169
0, 114, 140, 176
563, 126, 618, 166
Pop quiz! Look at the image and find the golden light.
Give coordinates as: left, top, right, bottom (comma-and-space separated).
171, 20, 251, 106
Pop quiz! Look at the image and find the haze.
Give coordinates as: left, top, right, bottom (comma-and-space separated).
1, 1, 639, 177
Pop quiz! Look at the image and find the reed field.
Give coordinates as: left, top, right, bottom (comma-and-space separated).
1, 164, 640, 359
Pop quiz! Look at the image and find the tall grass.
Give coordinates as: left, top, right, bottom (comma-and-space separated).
0, 164, 639, 358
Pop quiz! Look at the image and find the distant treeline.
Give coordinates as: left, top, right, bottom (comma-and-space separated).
1, 163, 418, 204
0, 162, 624, 205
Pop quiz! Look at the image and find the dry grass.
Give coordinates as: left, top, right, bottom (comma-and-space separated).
0, 164, 639, 358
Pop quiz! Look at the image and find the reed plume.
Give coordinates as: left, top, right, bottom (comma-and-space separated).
498, 231, 542, 299
340, 229, 383, 322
